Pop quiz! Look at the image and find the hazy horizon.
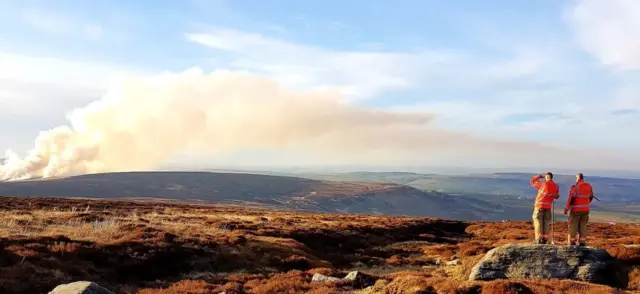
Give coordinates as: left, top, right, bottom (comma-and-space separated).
152, 162, 640, 179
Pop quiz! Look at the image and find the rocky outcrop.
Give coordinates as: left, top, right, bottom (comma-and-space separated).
312, 271, 376, 288
312, 273, 341, 283
468, 244, 628, 288
48, 281, 113, 294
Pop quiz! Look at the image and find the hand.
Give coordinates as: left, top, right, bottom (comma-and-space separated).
563, 208, 569, 214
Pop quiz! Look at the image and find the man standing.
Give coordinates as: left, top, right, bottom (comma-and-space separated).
564, 173, 594, 246
530, 172, 560, 244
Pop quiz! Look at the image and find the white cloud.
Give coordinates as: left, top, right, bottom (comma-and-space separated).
0, 52, 139, 91
0, 51, 148, 119
22, 9, 71, 35
182, 26, 640, 152
565, 0, 640, 71
185, 27, 566, 102
186, 29, 422, 99
562, 0, 640, 152
390, 82, 640, 151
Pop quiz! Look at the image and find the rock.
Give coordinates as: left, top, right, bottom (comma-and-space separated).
446, 259, 459, 266
343, 271, 359, 281
48, 281, 113, 294
313, 271, 376, 288
343, 271, 377, 288
468, 244, 628, 288
311, 273, 340, 283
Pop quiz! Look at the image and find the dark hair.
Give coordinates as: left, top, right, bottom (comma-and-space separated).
545, 172, 553, 179
577, 173, 584, 180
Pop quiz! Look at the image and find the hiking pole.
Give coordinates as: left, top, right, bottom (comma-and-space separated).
551, 201, 555, 245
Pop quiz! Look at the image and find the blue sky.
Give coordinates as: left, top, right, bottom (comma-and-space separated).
1, 0, 640, 170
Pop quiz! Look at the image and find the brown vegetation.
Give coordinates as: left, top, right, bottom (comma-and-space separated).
0, 196, 638, 293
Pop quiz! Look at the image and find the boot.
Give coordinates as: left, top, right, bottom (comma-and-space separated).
568, 242, 576, 246
579, 242, 586, 247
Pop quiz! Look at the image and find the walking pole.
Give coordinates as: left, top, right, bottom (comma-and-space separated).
551, 201, 555, 245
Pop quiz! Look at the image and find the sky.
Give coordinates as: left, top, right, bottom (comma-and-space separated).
1, 0, 640, 172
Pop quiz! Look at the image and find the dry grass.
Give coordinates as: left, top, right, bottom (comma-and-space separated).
629, 267, 640, 291
0, 196, 638, 293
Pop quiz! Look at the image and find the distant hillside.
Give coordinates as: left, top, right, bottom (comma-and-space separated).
295, 171, 640, 222
0, 171, 513, 221
298, 171, 640, 203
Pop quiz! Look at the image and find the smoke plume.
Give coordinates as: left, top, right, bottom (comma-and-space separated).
0, 68, 628, 181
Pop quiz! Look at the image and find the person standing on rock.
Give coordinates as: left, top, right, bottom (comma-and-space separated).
530, 172, 560, 244
564, 173, 594, 246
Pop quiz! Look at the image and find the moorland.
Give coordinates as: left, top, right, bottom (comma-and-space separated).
0, 196, 638, 293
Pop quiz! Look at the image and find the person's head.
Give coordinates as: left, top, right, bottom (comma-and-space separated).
545, 172, 553, 181
576, 172, 584, 182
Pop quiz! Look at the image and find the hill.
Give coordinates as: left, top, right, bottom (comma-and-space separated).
296, 171, 640, 203
0, 196, 637, 293
0, 171, 509, 221
296, 171, 640, 223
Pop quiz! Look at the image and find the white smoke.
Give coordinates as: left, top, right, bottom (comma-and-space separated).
0, 68, 432, 180
0, 67, 634, 181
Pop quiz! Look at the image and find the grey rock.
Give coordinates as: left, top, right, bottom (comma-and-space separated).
468, 244, 628, 288
312, 271, 376, 288
344, 271, 359, 281
311, 273, 340, 283
48, 281, 113, 294
343, 271, 376, 288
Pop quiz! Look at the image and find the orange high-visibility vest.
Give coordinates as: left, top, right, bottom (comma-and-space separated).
566, 180, 593, 212
530, 175, 559, 209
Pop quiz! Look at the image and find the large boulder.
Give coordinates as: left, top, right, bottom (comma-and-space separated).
468, 244, 628, 288
48, 281, 113, 294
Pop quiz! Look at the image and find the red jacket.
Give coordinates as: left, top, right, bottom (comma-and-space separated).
530, 175, 559, 209
565, 180, 593, 212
